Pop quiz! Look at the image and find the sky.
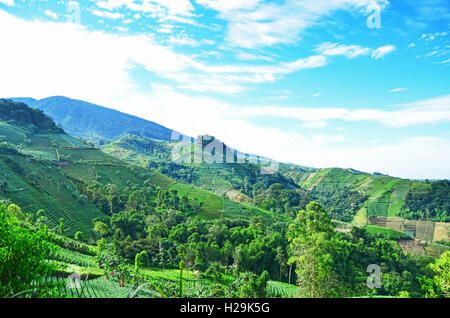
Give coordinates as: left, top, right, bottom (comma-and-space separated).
0, 0, 449, 179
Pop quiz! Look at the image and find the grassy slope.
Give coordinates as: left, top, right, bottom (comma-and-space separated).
279, 166, 420, 222
101, 135, 297, 200
101, 136, 292, 223
0, 122, 110, 234
1, 119, 284, 236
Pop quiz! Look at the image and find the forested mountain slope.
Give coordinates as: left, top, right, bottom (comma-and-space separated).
0, 99, 286, 237
9, 97, 450, 228
11, 96, 186, 144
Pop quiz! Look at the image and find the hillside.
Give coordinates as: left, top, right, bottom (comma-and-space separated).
7, 97, 449, 241
101, 135, 304, 202
0, 99, 285, 236
1, 99, 449, 301
11, 96, 187, 144
278, 165, 450, 242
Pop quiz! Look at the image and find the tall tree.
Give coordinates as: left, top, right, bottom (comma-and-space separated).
287, 202, 338, 298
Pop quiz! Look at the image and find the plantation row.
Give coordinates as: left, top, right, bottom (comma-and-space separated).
20, 276, 298, 298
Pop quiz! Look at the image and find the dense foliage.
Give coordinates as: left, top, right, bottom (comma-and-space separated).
254, 183, 311, 217
309, 185, 368, 222
14, 96, 177, 142
0, 99, 64, 134
0, 204, 58, 297
401, 180, 450, 221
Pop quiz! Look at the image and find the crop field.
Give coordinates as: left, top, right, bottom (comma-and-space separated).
58, 134, 89, 147
20, 274, 297, 298
364, 225, 411, 240
266, 281, 298, 298
424, 244, 450, 258
168, 183, 223, 219
0, 122, 27, 144
387, 180, 411, 217
58, 148, 112, 162
53, 247, 97, 267
0, 155, 108, 235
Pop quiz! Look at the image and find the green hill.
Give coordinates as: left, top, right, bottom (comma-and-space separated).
101, 134, 300, 200
11, 96, 187, 144
6, 97, 448, 237
278, 165, 450, 225
0, 99, 284, 236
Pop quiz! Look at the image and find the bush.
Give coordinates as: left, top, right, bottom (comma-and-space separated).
0, 204, 56, 297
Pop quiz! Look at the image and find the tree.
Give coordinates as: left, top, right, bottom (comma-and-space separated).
233, 271, 269, 298
205, 262, 222, 283
135, 250, 149, 271
74, 231, 84, 242
421, 251, 450, 297
133, 250, 148, 286
0, 204, 56, 297
58, 218, 65, 235
7, 204, 25, 221
287, 202, 338, 298
276, 246, 288, 281
93, 220, 110, 238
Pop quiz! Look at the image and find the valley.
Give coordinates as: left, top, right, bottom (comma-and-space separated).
0, 98, 449, 299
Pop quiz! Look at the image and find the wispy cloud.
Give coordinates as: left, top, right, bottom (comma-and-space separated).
371, 45, 396, 59
44, 10, 58, 19
0, 0, 14, 6
316, 43, 396, 60
196, 0, 389, 48
301, 121, 327, 128
315, 43, 370, 59
91, 10, 123, 20
233, 95, 450, 128
96, 0, 195, 18
235, 52, 274, 62
389, 88, 408, 93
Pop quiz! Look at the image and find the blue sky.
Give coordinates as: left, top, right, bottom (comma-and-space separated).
0, 0, 449, 179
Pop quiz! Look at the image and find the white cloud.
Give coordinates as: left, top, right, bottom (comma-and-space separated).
92, 10, 123, 19
389, 88, 408, 93
0, 0, 14, 6
0, 9, 190, 102
196, 0, 389, 48
316, 43, 370, 59
317, 43, 396, 60
1, 9, 449, 179
421, 31, 448, 41
301, 121, 327, 128
371, 45, 396, 59
196, 0, 261, 12
96, 0, 194, 16
235, 52, 273, 62
44, 10, 58, 19
232, 95, 450, 128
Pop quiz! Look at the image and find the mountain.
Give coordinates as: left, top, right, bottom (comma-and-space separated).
10, 96, 187, 144
8, 96, 450, 242
101, 134, 304, 204
1, 99, 449, 300
0, 99, 287, 236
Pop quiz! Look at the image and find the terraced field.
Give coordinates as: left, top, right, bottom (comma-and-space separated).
266, 281, 298, 298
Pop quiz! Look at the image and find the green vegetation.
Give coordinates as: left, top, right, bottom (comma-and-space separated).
0, 99, 448, 299
400, 180, 450, 221
364, 225, 412, 240
280, 165, 450, 225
